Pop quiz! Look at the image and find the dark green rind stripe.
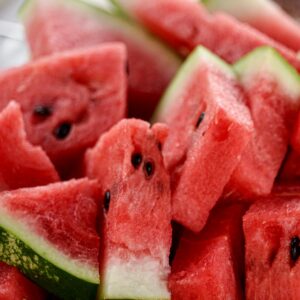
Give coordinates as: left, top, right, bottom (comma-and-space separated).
0, 227, 98, 300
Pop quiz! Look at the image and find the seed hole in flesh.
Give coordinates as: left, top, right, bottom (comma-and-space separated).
290, 236, 300, 263
131, 153, 143, 169
157, 142, 162, 151
196, 112, 205, 128
33, 105, 52, 117
143, 160, 155, 179
104, 190, 111, 213
126, 61, 130, 75
53, 122, 72, 140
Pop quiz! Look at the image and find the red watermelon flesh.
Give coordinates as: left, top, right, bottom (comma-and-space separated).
272, 183, 300, 196
0, 44, 126, 176
21, 0, 180, 120
154, 46, 253, 232
85, 119, 171, 299
0, 262, 46, 300
291, 111, 300, 153
243, 195, 300, 299
113, 0, 300, 71
0, 102, 59, 191
169, 203, 247, 300
279, 149, 300, 181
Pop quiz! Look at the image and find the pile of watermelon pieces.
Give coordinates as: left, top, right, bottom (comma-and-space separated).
2, 0, 300, 299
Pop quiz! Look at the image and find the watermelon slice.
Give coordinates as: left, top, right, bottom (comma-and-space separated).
0, 101, 59, 191
0, 44, 126, 176
204, 0, 300, 51
112, 0, 300, 71
0, 179, 101, 300
0, 262, 46, 300
85, 119, 171, 299
21, 0, 180, 120
169, 202, 247, 300
153, 46, 253, 232
225, 47, 300, 198
243, 194, 300, 299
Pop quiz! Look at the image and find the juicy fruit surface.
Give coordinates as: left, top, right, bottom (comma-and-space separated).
0, 44, 126, 176
23, 0, 180, 120
85, 119, 171, 299
0, 102, 59, 191
155, 46, 253, 232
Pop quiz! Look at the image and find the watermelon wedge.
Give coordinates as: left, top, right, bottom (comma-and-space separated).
226, 47, 300, 198
169, 203, 248, 300
243, 194, 300, 299
85, 119, 171, 299
204, 0, 300, 51
0, 102, 59, 191
21, 0, 180, 120
0, 44, 126, 177
0, 262, 46, 300
154, 46, 253, 232
112, 0, 300, 71
0, 179, 101, 300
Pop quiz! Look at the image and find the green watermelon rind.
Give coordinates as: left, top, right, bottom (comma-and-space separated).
234, 46, 300, 99
152, 46, 235, 122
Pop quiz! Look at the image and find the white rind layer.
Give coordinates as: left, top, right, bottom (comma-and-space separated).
101, 255, 170, 299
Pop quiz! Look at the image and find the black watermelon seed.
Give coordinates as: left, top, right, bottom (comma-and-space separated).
104, 190, 111, 212
131, 153, 143, 169
290, 236, 300, 262
196, 112, 205, 128
53, 123, 72, 140
33, 105, 52, 117
143, 160, 155, 179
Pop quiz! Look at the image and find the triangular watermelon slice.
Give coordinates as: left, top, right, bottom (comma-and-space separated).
154, 46, 253, 232
21, 0, 181, 120
85, 119, 172, 299
0, 44, 126, 177
0, 179, 101, 300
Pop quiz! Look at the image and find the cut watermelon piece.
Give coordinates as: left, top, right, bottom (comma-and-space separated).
243, 195, 300, 299
226, 47, 300, 198
0, 101, 59, 191
112, 0, 300, 71
169, 203, 247, 300
85, 119, 171, 299
0, 179, 101, 300
279, 149, 300, 181
0, 44, 126, 176
21, 0, 180, 120
0, 262, 46, 300
291, 111, 300, 152
154, 46, 253, 232
204, 0, 300, 51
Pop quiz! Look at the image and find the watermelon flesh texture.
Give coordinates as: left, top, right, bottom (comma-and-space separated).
243, 195, 300, 299
85, 119, 171, 299
22, 0, 180, 121
0, 179, 101, 300
204, 0, 300, 52
0, 262, 46, 300
113, 0, 300, 71
169, 203, 247, 300
154, 46, 253, 232
0, 44, 126, 177
0, 101, 59, 191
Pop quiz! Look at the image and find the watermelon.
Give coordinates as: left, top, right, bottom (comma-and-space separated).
279, 149, 300, 181
204, 0, 300, 51
0, 44, 126, 177
153, 46, 253, 232
0, 179, 101, 300
112, 0, 300, 71
21, 0, 181, 120
0, 101, 59, 191
225, 47, 300, 198
0, 262, 46, 300
243, 194, 300, 299
169, 202, 247, 300
85, 119, 171, 299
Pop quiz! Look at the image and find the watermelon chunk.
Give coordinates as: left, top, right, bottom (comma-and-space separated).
169, 203, 247, 300
0, 262, 46, 300
21, 0, 180, 120
226, 47, 300, 198
154, 46, 253, 232
204, 0, 300, 51
112, 0, 300, 71
0, 101, 59, 191
0, 179, 101, 300
243, 195, 300, 299
0, 44, 126, 176
85, 119, 171, 299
